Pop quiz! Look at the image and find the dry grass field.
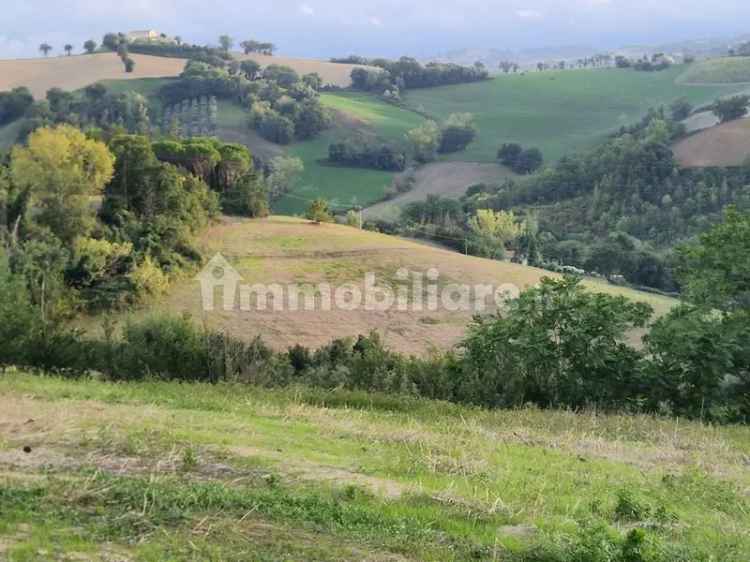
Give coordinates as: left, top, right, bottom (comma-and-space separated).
85, 216, 676, 355
0, 53, 186, 99
234, 52, 377, 87
674, 117, 750, 167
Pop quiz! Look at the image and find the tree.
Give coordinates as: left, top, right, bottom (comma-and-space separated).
468, 209, 523, 259
266, 156, 304, 199
64, 44, 73, 56
514, 148, 544, 174
461, 277, 652, 408
438, 113, 477, 154
83, 40, 97, 54
0, 87, 34, 125
406, 120, 441, 163
302, 72, 323, 91
10, 125, 115, 244
262, 64, 299, 88
240, 59, 261, 80
306, 198, 333, 223
219, 35, 234, 53
670, 97, 693, 121
123, 57, 136, 73
675, 206, 750, 313
102, 33, 120, 51
713, 95, 749, 123
39, 43, 52, 57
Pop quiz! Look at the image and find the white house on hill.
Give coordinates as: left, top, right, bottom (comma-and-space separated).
127, 30, 175, 43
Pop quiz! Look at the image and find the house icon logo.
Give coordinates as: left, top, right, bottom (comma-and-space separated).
194, 253, 244, 311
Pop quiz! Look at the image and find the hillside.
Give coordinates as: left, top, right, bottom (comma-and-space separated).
677, 56, 750, 84
364, 162, 515, 222
402, 65, 748, 162
86, 216, 676, 355
1, 372, 748, 560
674, 116, 750, 167
0, 53, 186, 99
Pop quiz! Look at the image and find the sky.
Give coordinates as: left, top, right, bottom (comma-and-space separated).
1, 0, 749, 59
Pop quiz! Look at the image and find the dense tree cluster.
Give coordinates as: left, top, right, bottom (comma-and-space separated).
0, 87, 34, 126
0, 125, 270, 313
160, 61, 331, 145
348, 56, 489, 96
328, 138, 406, 171
713, 95, 749, 123
497, 143, 544, 174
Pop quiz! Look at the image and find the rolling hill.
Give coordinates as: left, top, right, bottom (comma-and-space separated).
234, 52, 375, 88
0, 53, 187, 99
86, 216, 676, 355
674, 116, 750, 167
402, 65, 749, 163
677, 56, 750, 84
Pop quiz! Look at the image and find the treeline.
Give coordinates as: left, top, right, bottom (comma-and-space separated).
3, 209, 749, 422
328, 139, 406, 171
344, 56, 489, 96
0, 83, 153, 147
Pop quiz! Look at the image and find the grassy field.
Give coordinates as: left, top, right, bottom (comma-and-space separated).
673, 116, 750, 167
1, 372, 748, 560
402, 65, 749, 163
0, 53, 185, 99
274, 92, 426, 214
677, 56, 750, 84
81, 216, 676, 355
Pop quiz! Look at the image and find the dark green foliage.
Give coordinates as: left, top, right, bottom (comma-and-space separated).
713, 95, 749, 123
0, 87, 34, 125
262, 65, 300, 88
675, 206, 750, 312
221, 172, 270, 217
497, 143, 544, 174
328, 139, 407, 171
461, 277, 653, 409
438, 124, 476, 154
349, 56, 489, 93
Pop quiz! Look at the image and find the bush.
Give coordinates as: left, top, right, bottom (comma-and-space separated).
460, 277, 653, 409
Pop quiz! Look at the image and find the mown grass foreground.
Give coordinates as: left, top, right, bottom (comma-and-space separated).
1, 373, 748, 561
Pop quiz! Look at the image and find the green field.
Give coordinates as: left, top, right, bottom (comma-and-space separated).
403, 65, 749, 162
677, 56, 750, 85
1, 372, 748, 560
278, 92, 426, 214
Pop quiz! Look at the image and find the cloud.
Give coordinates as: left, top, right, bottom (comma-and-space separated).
368, 16, 383, 27
299, 3, 315, 16
516, 9, 544, 19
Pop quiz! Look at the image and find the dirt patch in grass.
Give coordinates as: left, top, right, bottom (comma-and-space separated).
0, 53, 186, 99
229, 445, 412, 499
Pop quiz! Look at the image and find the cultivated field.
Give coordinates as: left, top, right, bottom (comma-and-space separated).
674, 117, 750, 167
677, 56, 750, 84
0, 53, 186, 99
86, 216, 675, 355
402, 66, 748, 162
234, 52, 378, 88
1, 373, 748, 560
365, 162, 516, 222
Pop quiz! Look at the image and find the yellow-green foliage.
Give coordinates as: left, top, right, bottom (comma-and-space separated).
129, 256, 170, 300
